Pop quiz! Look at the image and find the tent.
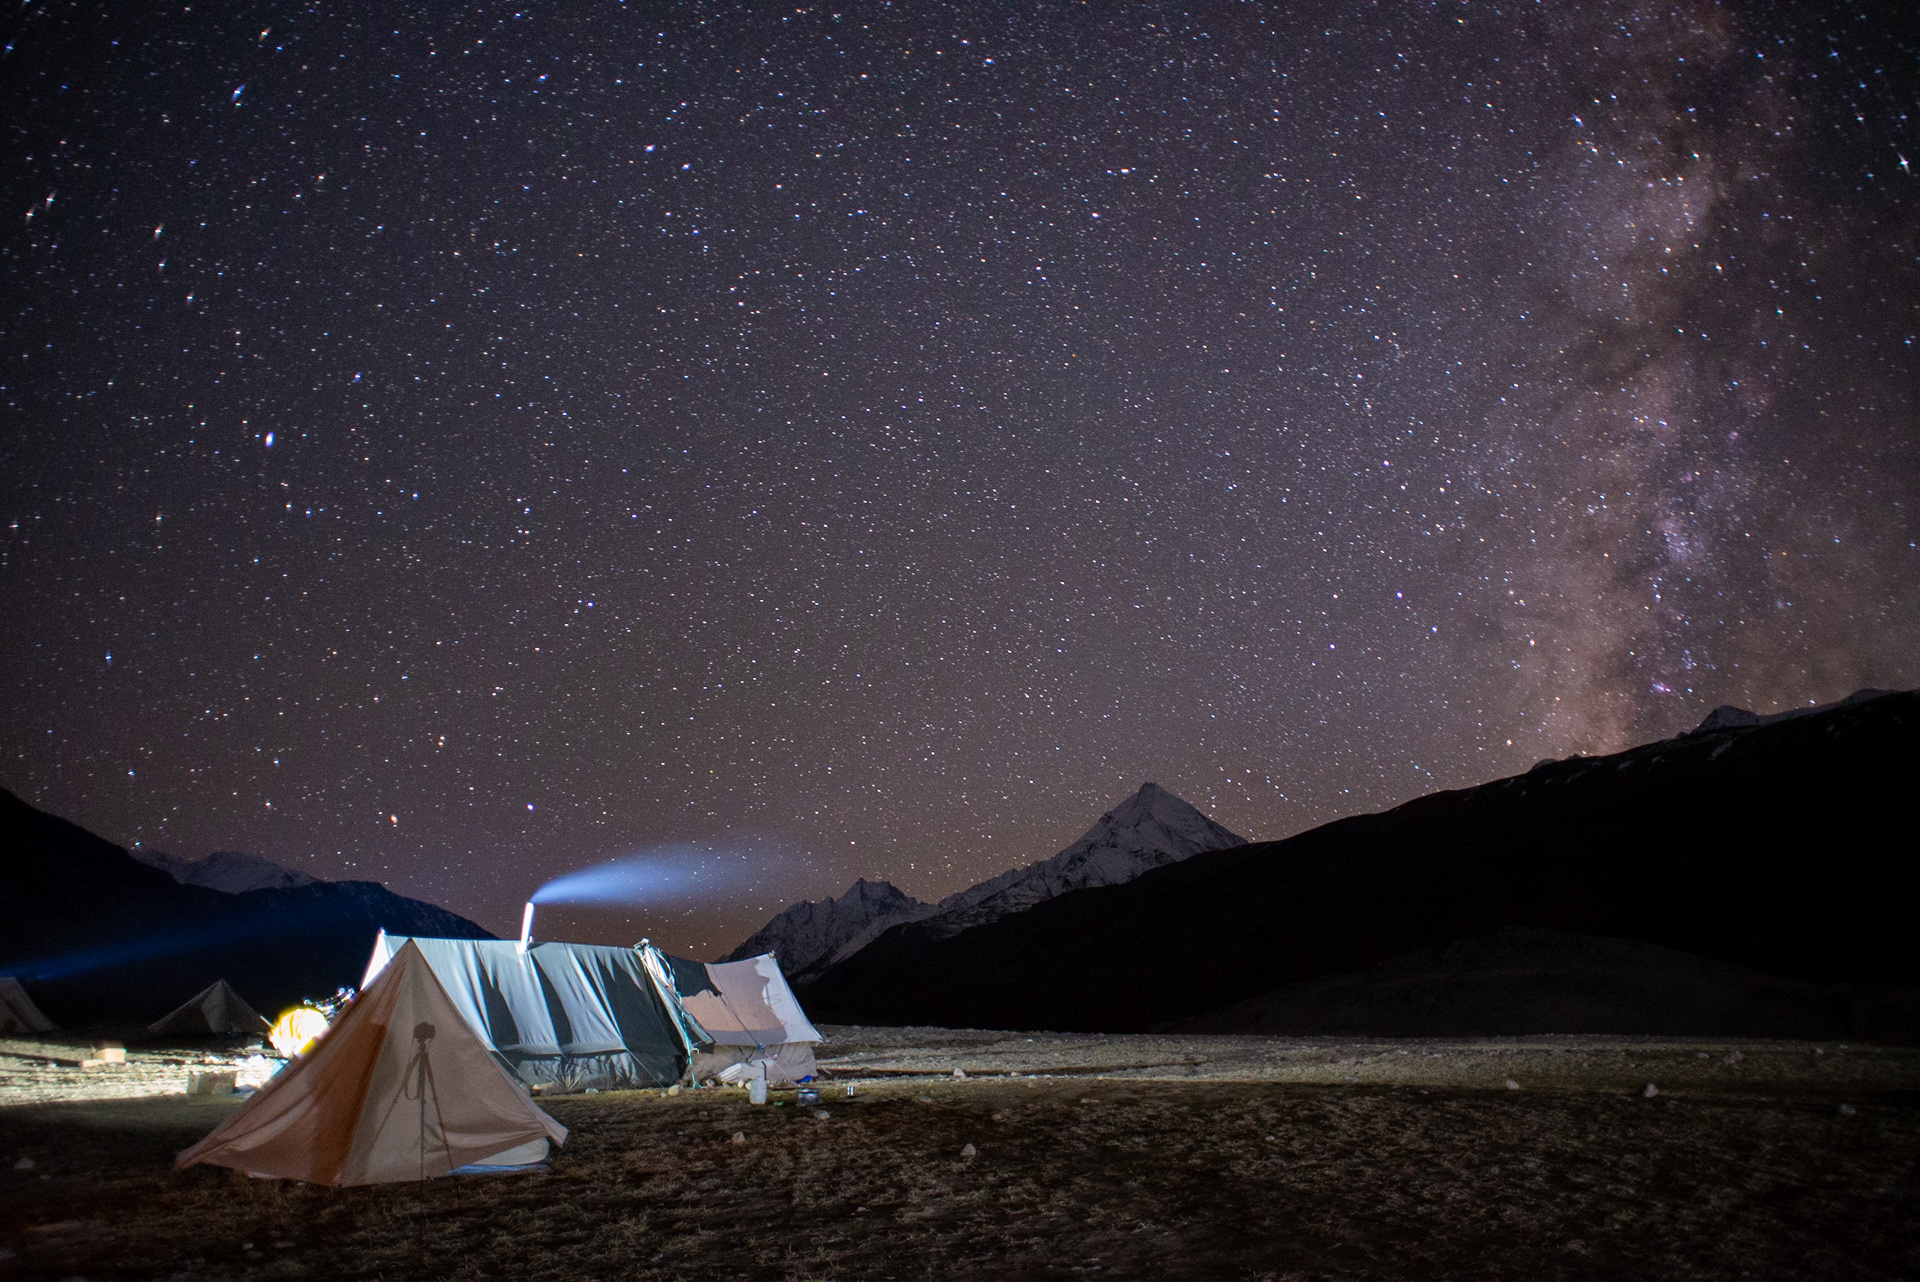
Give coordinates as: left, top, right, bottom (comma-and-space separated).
668, 953, 823, 1086
0, 976, 55, 1034
176, 940, 566, 1186
149, 979, 271, 1037
363, 932, 707, 1092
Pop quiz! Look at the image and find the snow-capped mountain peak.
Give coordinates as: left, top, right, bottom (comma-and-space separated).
720, 877, 930, 975
919, 782, 1247, 937
132, 848, 319, 894
1692, 687, 1895, 735
723, 784, 1245, 974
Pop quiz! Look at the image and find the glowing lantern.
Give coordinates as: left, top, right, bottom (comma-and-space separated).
269, 1006, 330, 1058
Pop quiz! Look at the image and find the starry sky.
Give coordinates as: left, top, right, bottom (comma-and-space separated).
4, 1, 1916, 959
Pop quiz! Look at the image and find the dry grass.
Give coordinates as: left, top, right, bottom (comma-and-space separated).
2, 1054, 1917, 1280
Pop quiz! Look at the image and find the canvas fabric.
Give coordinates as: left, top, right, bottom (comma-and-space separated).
176, 940, 566, 1186
697, 1040, 819, 1086
670, 953, 822, 1085
365, 934, 698, 1091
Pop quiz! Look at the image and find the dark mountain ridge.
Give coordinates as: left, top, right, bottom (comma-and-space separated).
802, 689, 1920, 1039
0, 787, 492, 1026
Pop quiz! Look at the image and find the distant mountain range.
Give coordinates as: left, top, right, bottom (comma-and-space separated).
1691, 686, 1894, 734
0, 788, 492, 1026
723, 877, 931, 979
800, 689, 1920, 1042
914, 781, 1249, 939
132, 848, 319, 893
12, 687, 1914, 1040
722, 782, 1247, 977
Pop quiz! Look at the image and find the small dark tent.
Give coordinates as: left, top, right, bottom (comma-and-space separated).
0, 976, 55, 1034
363, 932, 707, 1092
149, 979, 271, 1036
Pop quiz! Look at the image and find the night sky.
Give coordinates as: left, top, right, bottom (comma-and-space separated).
5, 2, 1916, 959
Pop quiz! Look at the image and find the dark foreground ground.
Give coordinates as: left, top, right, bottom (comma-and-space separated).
2, 1037, 1917, 1281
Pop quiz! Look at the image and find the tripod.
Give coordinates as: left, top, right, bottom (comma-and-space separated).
406, 1021, 453, 1263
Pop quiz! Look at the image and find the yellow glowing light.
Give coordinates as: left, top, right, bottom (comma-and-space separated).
269, 1006, 330, 1058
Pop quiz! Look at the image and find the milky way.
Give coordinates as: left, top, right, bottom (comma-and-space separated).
4, 2, 1915, 956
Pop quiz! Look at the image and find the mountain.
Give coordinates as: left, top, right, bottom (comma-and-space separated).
801, 689, 1920, 1041
912, 782, 1247, 941
133, 848, 319, 893
1690, 686, 1895, 734
128, 847, 474, 938
721, 878, 931, 975
721, 783, 1244, 972
238, 877, 499, 944
0, 787, 493, 1026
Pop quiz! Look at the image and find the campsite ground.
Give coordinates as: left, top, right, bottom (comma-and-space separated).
3, 1026, 1917, 1280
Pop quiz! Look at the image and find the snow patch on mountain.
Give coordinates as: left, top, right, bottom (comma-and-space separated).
720, 877, 931, 974
132, 848, 319, 893
914, 782, 1247, 939
1692, 687, 1895, 735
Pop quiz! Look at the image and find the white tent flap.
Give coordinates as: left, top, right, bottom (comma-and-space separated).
669, 952, 822, 1086
682, 955, 823, 1047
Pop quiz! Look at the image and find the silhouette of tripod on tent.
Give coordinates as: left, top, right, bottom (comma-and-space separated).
389, 1021, 453, 1182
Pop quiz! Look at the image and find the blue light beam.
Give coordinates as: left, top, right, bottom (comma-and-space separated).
529, 842, 754, 908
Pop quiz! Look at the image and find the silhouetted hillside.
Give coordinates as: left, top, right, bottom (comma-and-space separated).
1170, 928, 1920, 1040
0, 788, 492, 1026
803, 690, 1920, 1040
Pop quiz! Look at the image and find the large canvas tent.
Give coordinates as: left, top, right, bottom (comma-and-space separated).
149, 978, 271, 1036
668, 953, 823, 1085
0, 976, 55, 1034
177, 940, 567, 1186
363, 932, 707, 1092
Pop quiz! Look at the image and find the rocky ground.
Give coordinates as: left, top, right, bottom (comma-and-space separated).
812, 1024, 1916, 1094
1, 1027, 1916, 1280
0, 1037, 266, 1109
